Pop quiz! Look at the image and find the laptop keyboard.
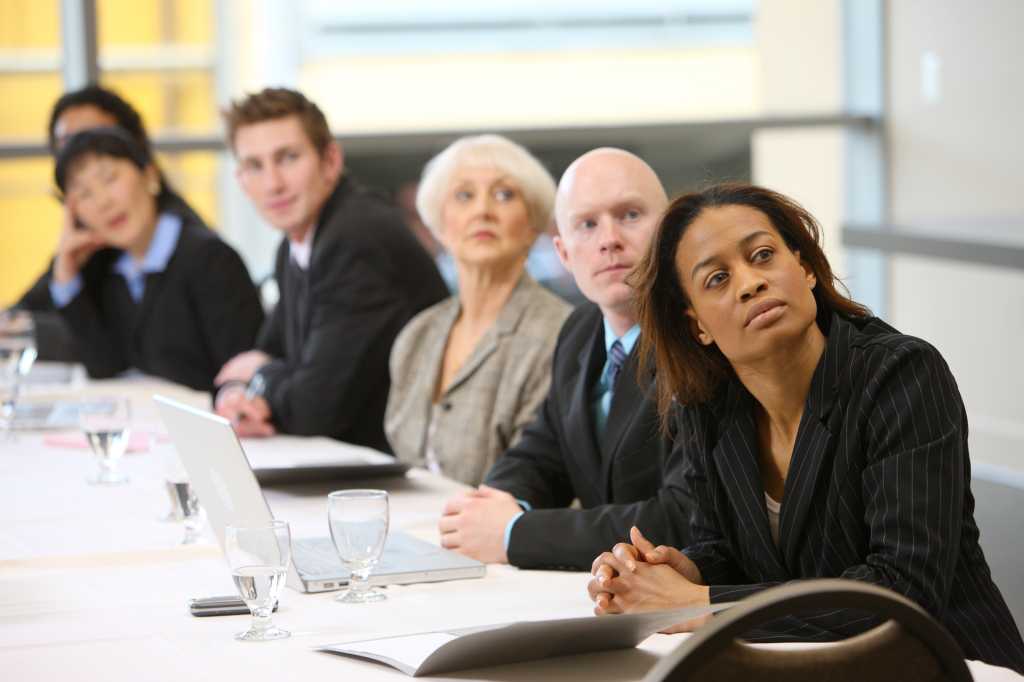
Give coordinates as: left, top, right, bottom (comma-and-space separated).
294, 537, 349, 576
294, 533, 445, 577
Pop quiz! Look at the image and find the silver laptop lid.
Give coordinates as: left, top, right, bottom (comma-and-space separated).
153, 395, 274, 549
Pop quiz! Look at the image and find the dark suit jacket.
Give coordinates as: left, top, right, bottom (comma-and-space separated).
484, 303, 684, 570
13, 274, 79, 363
254, 175, 448, 452
57, 208, 264, 392
673, 313, 1024, 673
14, 192, 208, 364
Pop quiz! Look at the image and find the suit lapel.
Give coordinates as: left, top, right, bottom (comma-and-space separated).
713, 385, 789, 578
778, 414, 834, 566
778, 314, 849, 565
443, 276, 534, 396
564, 316, 606, 500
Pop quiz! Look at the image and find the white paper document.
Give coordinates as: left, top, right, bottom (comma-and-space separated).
317, 603, 733, 677
240, 436, 393, 469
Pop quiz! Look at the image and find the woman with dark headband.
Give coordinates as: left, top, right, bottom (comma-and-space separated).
48, 127, 263, 391
5, 84, 204, 360
586, 183, 1024, 673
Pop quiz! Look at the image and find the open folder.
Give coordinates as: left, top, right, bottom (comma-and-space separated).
316, 603, 733, 677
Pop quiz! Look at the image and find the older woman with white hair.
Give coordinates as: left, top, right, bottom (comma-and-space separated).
385, 135, 572, 485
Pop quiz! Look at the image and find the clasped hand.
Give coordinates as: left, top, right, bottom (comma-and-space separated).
587, 527, 711, 633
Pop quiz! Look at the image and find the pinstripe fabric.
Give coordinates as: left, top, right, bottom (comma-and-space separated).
672, 314, 1024, 673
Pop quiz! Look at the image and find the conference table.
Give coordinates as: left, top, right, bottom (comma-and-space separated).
2, 369, 1021, 681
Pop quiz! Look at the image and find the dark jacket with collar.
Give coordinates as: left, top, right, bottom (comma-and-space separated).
254, 175, 449, 452
483, 302, 686, 570
16, 192, 209, 364
13, 274, 78, 363
674, 313, 1024, 673
57, 205, 264, 392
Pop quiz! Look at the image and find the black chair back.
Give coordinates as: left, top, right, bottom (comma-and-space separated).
642, 579, 972, 682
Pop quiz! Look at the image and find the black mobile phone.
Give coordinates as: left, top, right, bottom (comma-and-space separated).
188, 595, 278, 617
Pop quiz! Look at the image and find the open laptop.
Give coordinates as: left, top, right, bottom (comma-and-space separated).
154, 395, 486, 593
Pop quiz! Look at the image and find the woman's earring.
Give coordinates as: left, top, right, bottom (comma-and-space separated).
149, 181, 160, 196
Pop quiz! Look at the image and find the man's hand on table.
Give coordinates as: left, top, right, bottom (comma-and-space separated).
214, 350, 271, 385
438, 485, 520, 564
214, 385, 276, 438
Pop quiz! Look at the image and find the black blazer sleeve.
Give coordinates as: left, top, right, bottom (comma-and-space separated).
505, 443, 688, 571
484, 383, 577, 509
257, 239, 414, 438
15, 271, 54, 311
56, 254, 130, 379
12, 269, 80, 362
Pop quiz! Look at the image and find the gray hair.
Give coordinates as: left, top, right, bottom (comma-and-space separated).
416, 134, 556, 239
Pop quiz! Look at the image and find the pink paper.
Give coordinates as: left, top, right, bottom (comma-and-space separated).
43, 430, 165, 454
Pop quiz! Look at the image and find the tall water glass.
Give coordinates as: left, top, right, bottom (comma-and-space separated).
80, 397, 131, 485
225, 520, 291, 642
154, 434, 204, 542
328, 489, 389, 603
0, 337, 37, 435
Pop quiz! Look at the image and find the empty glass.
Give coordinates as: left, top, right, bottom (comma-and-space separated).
80, 397, 131, 485
328, 489, 389, 603
225, 520, 291, 642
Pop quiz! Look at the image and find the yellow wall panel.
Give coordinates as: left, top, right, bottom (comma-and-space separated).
160, 152, 220, 227
98, 0, 160, 45
99, 73, 166, 128
0, 1, 59, 48
101, 72, 216, 134
175, 0, 213, 44
175, 72, 217, 130
0, 74, 64, 140
0, 159, 62, 306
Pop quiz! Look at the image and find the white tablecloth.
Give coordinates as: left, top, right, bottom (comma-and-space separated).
3, 374, 1021, 681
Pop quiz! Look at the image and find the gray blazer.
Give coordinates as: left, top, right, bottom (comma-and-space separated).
385, 274, 572, 485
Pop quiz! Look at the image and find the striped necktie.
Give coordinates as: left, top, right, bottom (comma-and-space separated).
606, 339, 627, 390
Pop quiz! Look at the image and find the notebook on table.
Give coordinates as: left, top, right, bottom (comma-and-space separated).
317, 604, 734, 677
239, 435, 408, 484
154, 395, 485, 593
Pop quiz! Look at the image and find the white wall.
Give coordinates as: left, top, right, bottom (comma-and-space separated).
751, 0, 849, 282
887, 0, 1024, 471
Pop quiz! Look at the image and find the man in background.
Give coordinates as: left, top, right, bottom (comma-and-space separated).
215, 88, 448, 451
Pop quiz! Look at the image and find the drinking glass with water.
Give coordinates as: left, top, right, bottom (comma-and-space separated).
225, 520, 291, 642
328, 489, 389, 603
154, 434, 204, 542
80, 396, 131, 485
0, 336, 38, 436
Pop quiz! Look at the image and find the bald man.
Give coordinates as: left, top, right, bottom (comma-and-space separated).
439, 149, 691, 570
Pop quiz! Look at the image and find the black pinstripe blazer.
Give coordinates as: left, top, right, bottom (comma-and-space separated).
671, 313, 1024, 672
